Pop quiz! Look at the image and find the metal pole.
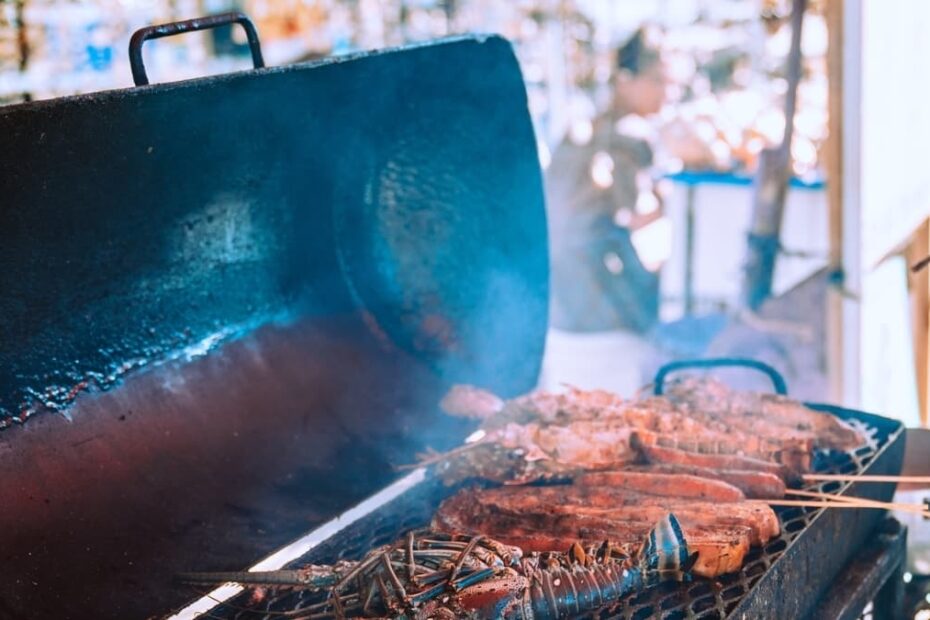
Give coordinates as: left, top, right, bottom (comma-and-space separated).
741, 0, 808, 309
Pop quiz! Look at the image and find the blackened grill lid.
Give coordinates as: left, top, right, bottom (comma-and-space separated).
0, 31, 549, 429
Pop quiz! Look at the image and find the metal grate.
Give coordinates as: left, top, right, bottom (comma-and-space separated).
200, 421, 890, 619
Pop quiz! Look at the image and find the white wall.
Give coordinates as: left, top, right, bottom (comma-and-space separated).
841, 0, 927, 424
660, 180, 828, 319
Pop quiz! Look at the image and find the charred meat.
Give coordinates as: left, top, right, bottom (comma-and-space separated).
432, 478, 780, 578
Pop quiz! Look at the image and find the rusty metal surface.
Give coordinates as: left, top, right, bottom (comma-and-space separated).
0, 34, 548, 430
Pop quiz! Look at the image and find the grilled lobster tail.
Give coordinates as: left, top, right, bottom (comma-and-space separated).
178, 517, 692, 619
449, 513, 693, 619
640, 511, 693, 581
522, 513, 693, 619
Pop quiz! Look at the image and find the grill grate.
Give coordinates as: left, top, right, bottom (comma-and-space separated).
199, 421, 889, 619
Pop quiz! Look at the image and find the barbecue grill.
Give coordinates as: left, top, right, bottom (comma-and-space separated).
0, 13, 909, 620
177, 359, 905, 620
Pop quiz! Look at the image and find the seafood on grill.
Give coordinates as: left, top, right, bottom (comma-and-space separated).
179, 514, 694, 619
661, 376, 866, 451
427, 380, 866, 485
419, 418, 640, 486
432, 474, 782, 578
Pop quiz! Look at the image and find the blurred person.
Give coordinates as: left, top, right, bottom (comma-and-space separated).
546, 27, 669, 333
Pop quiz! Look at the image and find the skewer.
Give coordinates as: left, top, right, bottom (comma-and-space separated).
802, 474, 930, 485
398, 442, 481, 469
766, 499, 885, 510
766, 498, 930, 518
784, 488, 930, 518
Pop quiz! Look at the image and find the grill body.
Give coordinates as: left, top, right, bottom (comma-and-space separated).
207, 404, 905, 620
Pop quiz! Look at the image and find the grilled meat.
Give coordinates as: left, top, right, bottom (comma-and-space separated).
432, 483, 771, 578
431, 420, 638, 485
433, 503, 751, 578
631, 436, 795, 482
573, 470, 745, 502
663, 377, 865, 451
461, 484, 779, 545
629, 428, 812, 472
425, 377, 861, 584
430, 379, 864, 486
619, 464, 787, 499
481, 521, 751, 578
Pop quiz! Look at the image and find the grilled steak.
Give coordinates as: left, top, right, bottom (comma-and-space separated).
460, 485, 778, 544
432, 484, 770, 577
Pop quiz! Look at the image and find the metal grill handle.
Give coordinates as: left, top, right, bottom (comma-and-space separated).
653, 357, 788, 396
129, 12, 265, 86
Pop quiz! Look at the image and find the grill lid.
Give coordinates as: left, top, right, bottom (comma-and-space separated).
0, 31, 548, 429
0, 25, 548, 620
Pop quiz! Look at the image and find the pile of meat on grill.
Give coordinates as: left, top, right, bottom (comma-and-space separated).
427, 377, 868, 578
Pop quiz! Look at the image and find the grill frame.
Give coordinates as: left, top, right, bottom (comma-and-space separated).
188, 403, 905, 620
722, 404, 905, 619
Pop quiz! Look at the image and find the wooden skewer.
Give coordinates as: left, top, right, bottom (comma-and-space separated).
784, 489, 930, 518
767, 499, 930, 518
802, 474, 930, 484
765, 499, 906, 511
787, 488, 885, 504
